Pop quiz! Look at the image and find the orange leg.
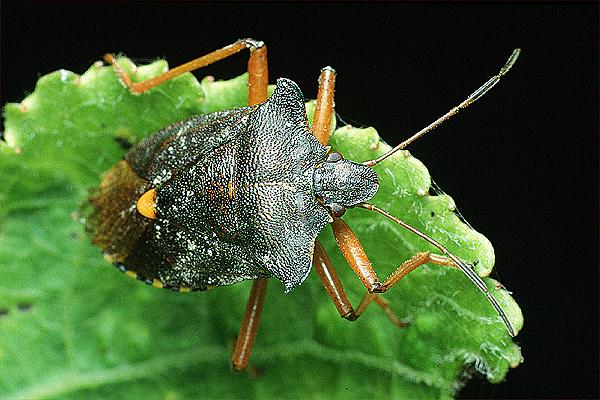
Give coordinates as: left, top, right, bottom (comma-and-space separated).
308, 69, 455, 301
247, 45, 269, 105
232, 42, 270, 371
332, 218, 460, 293
313, 241, 406, 327
231, 278, 269, 371
310, 69, 404, 325
109, 39, 271, 371
312, 67, 337, 146
104, 38, 267, 96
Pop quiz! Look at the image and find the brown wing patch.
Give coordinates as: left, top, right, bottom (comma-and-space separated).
88, 160, 152, 262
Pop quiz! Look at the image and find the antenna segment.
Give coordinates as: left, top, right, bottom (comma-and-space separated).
358, 203, 516, 337
363, 49, 521, 167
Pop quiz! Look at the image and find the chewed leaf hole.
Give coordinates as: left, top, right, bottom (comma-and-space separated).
114, 127, 136, 150
17, 302, 33, 313
0, 303, 33, 317
114, 136, 133, 150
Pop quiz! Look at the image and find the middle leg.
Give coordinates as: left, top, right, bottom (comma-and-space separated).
309, 67, 405, 325
230, 41, 269, 371
231, 278, 269, 371
312, 67, 337, 146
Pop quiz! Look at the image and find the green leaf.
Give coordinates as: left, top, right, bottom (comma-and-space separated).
1, 58, 522, 399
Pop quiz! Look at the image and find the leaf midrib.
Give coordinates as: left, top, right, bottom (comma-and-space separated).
9, 339, 452, 399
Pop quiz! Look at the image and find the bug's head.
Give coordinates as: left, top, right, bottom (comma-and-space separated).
313, 151, 379, 216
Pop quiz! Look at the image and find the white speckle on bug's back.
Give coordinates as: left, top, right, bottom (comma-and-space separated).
152, 169, 172, 186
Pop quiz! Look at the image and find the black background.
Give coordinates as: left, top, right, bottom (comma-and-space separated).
1, 3, 598, 399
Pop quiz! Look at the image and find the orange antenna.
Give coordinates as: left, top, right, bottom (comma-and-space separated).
363, 48, 521, 167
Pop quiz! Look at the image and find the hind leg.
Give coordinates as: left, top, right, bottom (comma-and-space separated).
104, 38, 268, 102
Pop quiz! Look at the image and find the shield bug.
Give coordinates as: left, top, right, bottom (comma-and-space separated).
88, 39, 520, 370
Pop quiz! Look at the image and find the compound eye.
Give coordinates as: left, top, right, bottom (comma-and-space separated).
326, 152, 343, 163
329, 203, 346, 217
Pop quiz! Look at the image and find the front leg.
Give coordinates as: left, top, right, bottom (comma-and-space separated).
313, 241, 406, 328
331, 218, 459, 293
